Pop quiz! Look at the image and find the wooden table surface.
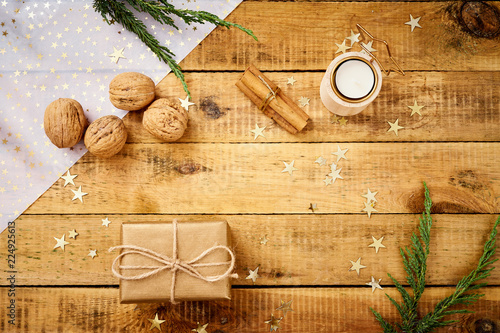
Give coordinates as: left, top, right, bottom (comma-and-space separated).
2, 0, 500, 332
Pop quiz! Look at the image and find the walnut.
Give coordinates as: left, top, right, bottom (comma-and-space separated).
143, 98, 189, 142
109, 72, 155, 111
44, 98, 88, 148
84, 115, 127, 158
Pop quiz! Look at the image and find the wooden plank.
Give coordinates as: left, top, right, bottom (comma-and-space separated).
148, 71, 500, 143
1, 214, 498, 286
22, 142, 500, 215
178, 2, 500, 72
0, 287, 498, 332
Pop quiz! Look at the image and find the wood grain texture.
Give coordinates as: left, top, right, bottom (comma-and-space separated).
1, 214, 498, 286
179, 2, 500, 72
149, 71, 500, 143
1, 287, 498, 332
22, 142, 500, 215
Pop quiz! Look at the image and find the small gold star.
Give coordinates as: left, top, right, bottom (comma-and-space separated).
330, 114, 340, 124
68, 229, 79, 239
368, 236, 386, 253
405, 14, 422, 32
246, 267, 260, 284
346, 29, 361, 46
108, 46, 126, 63
332, 145, 348, 162
71, 186, 88, 203
54, 234, 70, 251
387, 119, 404, 136
88, 249, 97, 259
179, 96, 195, 111
148, 313, 165, 331
260, 236, 269, 245
338, 117, 348, 126
192, 322, 208, 333
348, 257, 367, 275
250, 124, 266, 140
335, 39, 352, 54
276, 300, 294, 317
281, 160, 298, 175
361, 188, 378, 203
298, 96, 310, 107
102, 217, 111, 227
264, 314, 282, 332
408, 100, 424, 116
287, 76, 296, 85
61, 170, 77, 187
366, 276, 384, 293
362, 201, 377, 218
309, 203, 317, 213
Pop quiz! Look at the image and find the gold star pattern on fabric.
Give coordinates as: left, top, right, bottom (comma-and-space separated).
192, 322, 208, 333
314, 156, 327, 166
286, 76, 296, 85
362, 189, 378, 203
346, 29, 361, 46
348, 257, 366, 275
54, 234, 70, 251
332, 145, 348, 162
61, 170, 77, 187
250, 124, 266, 140
405, 14, 422, 32
387, 119, 404, 136
102, 217, 111, 227
281, 160, 298, 176
88, 249, 97, 259
276, 300, 294, 317
335, 39, 351, 54
298, 97, 310, 107
179, 96, 195, 111
366, 276, 384, 293
68, 229, 79, 239
338, 117, 348, 126
108, 46, 126, 63
148, 313, 165, 331
71, 186, 88, 203
264, 314, 282, 332
408, 100, 424, 116
246, 266, 260, 284
362, 201, 377, 218
368, 236, 386, 253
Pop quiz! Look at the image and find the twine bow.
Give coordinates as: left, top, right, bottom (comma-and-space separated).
258, 75, 281, 111
109, 219, 237, 304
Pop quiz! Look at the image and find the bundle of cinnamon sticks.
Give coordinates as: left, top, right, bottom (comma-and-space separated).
236, 65, 310, 134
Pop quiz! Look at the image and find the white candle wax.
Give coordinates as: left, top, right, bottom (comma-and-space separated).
334, 59, 375, 100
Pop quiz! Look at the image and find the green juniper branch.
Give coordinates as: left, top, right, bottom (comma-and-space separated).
93, 0, 257, 99
370, 183, 499, 333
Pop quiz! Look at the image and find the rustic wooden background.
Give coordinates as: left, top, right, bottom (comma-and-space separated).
1, 0, 500, 332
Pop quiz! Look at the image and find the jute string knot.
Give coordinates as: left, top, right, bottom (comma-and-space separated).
109, 219, 238, 304
258, 75, 280, 111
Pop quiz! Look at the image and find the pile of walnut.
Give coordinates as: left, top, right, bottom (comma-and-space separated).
44, 72, 189, 158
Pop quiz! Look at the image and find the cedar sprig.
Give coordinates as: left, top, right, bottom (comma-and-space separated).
370, 182, 499, 333
93, 0, 257, 99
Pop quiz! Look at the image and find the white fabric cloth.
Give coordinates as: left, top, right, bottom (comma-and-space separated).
0, 0, 242, 233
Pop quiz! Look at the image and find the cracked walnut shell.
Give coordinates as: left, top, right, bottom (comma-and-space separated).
44, 98, 88, 148
143, 98, 189, 142
109, 72, 155, 111
84, 115, 127, 158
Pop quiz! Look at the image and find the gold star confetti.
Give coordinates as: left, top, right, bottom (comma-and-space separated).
192, 322, 208, 333
330, 114, 340, 124
366, 276, 383, 293
246, 266, 260, 283
264, 314, 282, 332
179, 96, 195, 111
88, 249, 97, 259
53, 234, 70, 251
250, 124, 266, 140
309, 203, 317, 213
408, 100, 424, 116
281, 160, 298, 175
362, 189, 378, 203
323, 176, 333, 186
332, 145, 348, 162
287, 76, 296, 85
68, 229, 79, 239
387, 119, 404, 136
276, 300, 293, 317
108, 46, 126, 63
102, 217, 111, 227
260, 235, 269, 245
368, 236, 386, 253
335, 39, 352, 54
148, 313, 165, 331
328, 168, 343, 184
330, 163, 337, 172
362, 201, 377, 218
348, 257, 367, 275
338, 117, 348, 126
314, 156, 327, 166
361, 40, 377, 53
346, 29, 361, 46
61, 170, 77, 187
71, 186, 88, 203
405, 14, 422, 32
298, 96, 310, 107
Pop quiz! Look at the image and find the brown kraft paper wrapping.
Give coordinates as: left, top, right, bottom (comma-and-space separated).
117, 221, 233, 303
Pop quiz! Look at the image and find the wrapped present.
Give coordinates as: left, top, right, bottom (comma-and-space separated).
110, 219, 237, 303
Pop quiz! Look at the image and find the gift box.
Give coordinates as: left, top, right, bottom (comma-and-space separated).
110, 220, 236, 303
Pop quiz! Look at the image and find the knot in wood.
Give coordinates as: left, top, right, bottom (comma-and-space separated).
474, 319, 497, 333
460, 1, 500, 38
